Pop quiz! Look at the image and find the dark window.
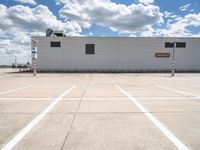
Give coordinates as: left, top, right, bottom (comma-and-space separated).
50, 41, 61, 47
85, 44, 95, 54
165, 42, 174, 48
176, 42, 186, 48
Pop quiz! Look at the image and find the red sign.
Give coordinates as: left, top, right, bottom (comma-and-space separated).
155, 53, 170, 57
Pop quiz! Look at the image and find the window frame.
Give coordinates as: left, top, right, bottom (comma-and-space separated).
85, 44, 95, 54
165, 42, 174, 48
176, 42, 186, 48
50, 41, 61, 47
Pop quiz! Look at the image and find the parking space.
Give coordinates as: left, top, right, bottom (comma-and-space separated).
62, 113, 177, 150
0, 70, 200, 150
13, 114, 74, 150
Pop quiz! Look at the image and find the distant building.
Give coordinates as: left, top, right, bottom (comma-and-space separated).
31, 31, 200, 72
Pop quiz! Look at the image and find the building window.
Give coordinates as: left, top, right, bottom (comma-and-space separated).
85, 44, 95, 54
50, 41, 61, 47
176, 42, 186, 48
165, 42, 174, 48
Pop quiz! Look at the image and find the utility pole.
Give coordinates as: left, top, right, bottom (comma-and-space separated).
171, 40, 178, 76
31, 39, 38, 76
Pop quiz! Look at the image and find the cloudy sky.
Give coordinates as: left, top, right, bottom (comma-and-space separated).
0, 0, 200, 65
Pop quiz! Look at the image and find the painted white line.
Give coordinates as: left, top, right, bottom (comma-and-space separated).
157, 85, 199, 98
83, 97, 128, 100
116, 85, 190, 150
1, 97, 200, 101
82, 97, 200, 100
85, 74, 89, 78
135, 97, 200, 100
101, 74, 105, 78
0, 74, 10, 79
0, 76, 6, 79
0, 85, 35, 95
0, 98, 55, 100
1, 85, 76, 150
0, 97, 78, 100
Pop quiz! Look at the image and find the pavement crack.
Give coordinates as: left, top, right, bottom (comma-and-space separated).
60, 75, 92, 150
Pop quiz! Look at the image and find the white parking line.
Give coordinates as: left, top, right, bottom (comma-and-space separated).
0, 98, 55, 100
0, 76, 6, 79
0, 74, 10, 79
82, 97, 200, 100
1, 85, 76, 150
0, 85, 35, 95
83, 97, 128, 100
1, 97, 200, 101
116, 85, 190, 150
157, 85, 199, 98
101, 74, 106, 78
85, 74, 89, 78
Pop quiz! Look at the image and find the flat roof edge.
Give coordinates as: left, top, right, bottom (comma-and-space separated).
31, 36, 200, 39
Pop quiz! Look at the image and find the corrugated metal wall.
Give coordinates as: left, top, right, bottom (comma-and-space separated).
31, 37, 200, 72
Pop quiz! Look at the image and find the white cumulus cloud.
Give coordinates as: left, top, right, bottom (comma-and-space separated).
0, 4, 82, 65
164, 11, 177, 19
155, 13, 200, 37
138, 0, 154, 5
0, 4, 81, 32
57, 0, 163, 33
15, 0, 37, 5
179, 4, 191, 12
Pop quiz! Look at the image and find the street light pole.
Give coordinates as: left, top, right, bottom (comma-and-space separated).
171, 41, 176, 76
31, 39, 38, 76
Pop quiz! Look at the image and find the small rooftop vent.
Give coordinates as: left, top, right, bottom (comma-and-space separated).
52, 30, 66, 37
46, 29, 66, 37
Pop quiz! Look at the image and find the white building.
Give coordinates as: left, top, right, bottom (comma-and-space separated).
31, 35, 200, 72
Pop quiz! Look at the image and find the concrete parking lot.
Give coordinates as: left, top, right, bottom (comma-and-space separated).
0, 69, 200, 150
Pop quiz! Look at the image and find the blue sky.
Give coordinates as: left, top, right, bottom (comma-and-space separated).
0, 0, 200, 64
